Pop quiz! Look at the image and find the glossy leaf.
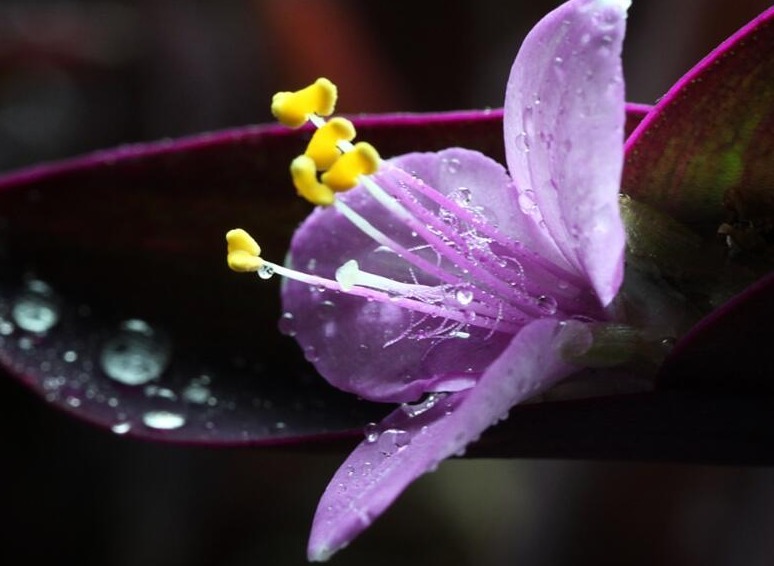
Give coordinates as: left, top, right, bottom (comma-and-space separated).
623, 7, 774, 232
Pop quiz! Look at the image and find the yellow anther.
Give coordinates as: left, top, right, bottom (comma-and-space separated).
291, 155, 335, 206
226, 228, 263, 272
271, 78, 337, 128
322, 142, 381, 192
305, 117, 356, 171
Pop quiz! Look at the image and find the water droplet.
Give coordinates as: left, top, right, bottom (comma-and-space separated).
401, 392, 447, 418
303, 345, 319, 362
346, 465, 356, 477
12, 279, 60, 333
111, 422, 131, 435
142, 410, 185, 430
444, 157, 461, 173
364, 422, 379, 443
377, 428, 411, 456
62, 350, 78, 363
278, 312, 296, 336
450, 186, 472, 206
554, 56, 564, 64
66, 396, 81, 408
144, 385, 177, 401
518, 190, 537, 215
182, 382, 211, 404
258, 264, 274, 280
0, 318, 14, 336
455, 288, 474, 306
439, 207, 457, 226
660, 336, 676, 351
517, 131, 530, 152
536, 295, 558, 315
100, 320, 171, 386
318, 300, 336, 321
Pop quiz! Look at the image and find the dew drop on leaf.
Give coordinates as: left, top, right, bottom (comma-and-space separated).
111, 422, 132, 435
100, 319, 171, 386
364, 422, 379, 443
142, 410, 186, 430
11, 279, 60, 334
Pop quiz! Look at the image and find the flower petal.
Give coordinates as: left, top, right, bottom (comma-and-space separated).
503, 0, 628, 305
306, 318, 587, 561
283, 148, 520, 403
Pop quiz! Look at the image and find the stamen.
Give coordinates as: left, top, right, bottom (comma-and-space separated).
335, 259, 444, 302
322, 142, 380, 191
271, 78, 337, 128
291, 155, 335, 206
225, 227, 520, 335
306, 117, 356, 170
226, 229, 263, 272
263, 256, 520, 334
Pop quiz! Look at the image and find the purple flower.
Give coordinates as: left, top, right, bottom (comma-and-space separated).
246, 0, 631, 559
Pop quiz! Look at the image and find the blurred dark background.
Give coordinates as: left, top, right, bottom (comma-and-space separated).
2, 1, 773, 565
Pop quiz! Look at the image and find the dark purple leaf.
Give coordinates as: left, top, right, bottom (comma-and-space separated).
0, 108, 648, 447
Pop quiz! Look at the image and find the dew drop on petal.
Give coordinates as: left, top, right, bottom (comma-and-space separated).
318, 300, 336, 321
12, 279, 60, 334
537, 295, 558, 315
455, 288, 474, 306
303, 345, 319, 362
364, 422, 379, 443
100, 319, 171, 386
518, 191, 537, 215
142, 410, 186, 430
401, 392, 447, 418
450, 186, 472, 206
443, 157, 461, 174
377, 428, 411, 456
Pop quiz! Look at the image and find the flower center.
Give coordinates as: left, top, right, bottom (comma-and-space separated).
227, 79, 596, 340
